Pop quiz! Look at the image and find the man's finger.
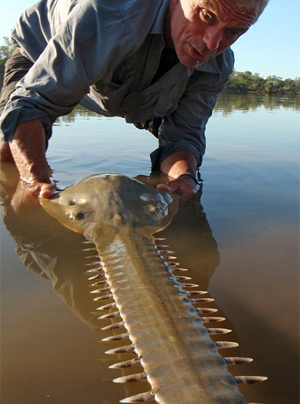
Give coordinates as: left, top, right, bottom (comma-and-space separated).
39, 183, 58, 199
156, 183, 173, 193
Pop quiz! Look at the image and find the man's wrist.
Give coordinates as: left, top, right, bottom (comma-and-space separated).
176, 172, 203, 186
19, 176, 36, 185
19, 176, 52, 185
160, 151, 198, 178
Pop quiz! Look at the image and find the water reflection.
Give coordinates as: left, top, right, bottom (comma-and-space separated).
214, 92, 300, 114
1, 165, 225, 403
52, 93, 300, 127
1, 172, 219, 322
1, 168, 101, 331
1, 91, 298, 404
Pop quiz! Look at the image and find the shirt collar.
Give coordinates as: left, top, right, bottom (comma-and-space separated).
195, 56, 222, 74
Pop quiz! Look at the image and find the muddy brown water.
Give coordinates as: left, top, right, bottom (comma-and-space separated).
1, 93, 299, 404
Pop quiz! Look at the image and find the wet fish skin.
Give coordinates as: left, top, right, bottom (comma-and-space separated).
40, 173, 263, 404
40, 173, 177, 243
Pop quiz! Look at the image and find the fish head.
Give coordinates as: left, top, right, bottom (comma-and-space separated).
40, 180, 102, 237
40, 174, 178, 239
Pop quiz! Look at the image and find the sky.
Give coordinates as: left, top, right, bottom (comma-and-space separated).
0, 0, 299, 79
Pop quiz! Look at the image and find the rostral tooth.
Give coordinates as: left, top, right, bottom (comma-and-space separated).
109, 358, 142, 369
105, 345, 136, 355
225, 357, 253, 365
215, 341, 239, 349
114, 372, 148, 383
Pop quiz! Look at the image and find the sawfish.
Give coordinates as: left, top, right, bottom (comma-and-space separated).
40, 173, 266, 404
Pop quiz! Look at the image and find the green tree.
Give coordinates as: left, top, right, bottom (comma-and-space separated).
227, 71, 266, 93
248, 73, 265, 92
0, 37, 15, 88
0, 37, 15, 60
283, 78, 296, 93
227, 70, 248, 92
294, 77, 300, 94
264, 75, 284, 93
227, 71, 299, 94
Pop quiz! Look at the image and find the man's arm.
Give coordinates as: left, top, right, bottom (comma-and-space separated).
0, 119, 56, 198
160, 150, 198, 177
154, 50, 235, 198
157, 150, 201, 198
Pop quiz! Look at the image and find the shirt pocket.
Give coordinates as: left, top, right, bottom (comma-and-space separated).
154, 81, 187, 117
93, 81, 130, 115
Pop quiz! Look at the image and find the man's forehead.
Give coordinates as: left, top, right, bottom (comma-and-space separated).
197, 0, 259, 26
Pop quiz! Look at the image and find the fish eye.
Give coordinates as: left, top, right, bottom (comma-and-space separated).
69, 200, 76, 206
68, 211, 85, 220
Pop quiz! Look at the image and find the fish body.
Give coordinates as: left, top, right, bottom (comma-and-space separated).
40, 173, 260, 404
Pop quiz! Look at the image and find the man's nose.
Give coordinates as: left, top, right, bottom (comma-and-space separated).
202, 26, 223, 50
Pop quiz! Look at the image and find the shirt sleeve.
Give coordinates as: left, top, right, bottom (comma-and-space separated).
0, 0, 163, 141
151, 50, 234, 170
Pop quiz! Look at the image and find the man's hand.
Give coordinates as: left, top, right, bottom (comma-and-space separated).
10, 180, 57, 214
157, 174, 202, 200
19, 179, 58, 198
157, 151, 202, 200
0, 161, 58, 216
0, 119, 56, 199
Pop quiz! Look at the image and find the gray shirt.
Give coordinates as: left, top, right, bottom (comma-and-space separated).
0, 0, 234, 168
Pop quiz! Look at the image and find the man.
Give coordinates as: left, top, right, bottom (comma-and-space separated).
0, 0, 268, 199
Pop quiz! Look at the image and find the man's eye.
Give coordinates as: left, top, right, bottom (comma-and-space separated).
225, 28, 243, 41
200, 9, 215, 23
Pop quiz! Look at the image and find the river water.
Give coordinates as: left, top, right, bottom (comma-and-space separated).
1, 93, 299, 404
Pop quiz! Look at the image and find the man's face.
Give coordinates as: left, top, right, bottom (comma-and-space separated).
166, 0, 259, 67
